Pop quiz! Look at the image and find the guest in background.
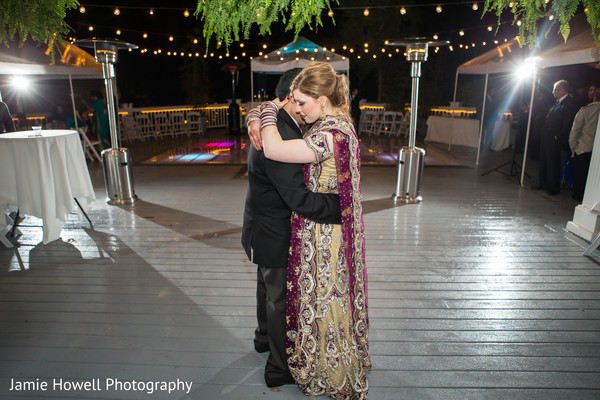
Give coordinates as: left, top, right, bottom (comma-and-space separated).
15, 113, 28, 131
0, 100, 15, 133
569, 87, 600, 201
351, 87, 362, 129
49, 104, 67, 129
482, 86, 501, 150
534, 80, 578, 195
91, 90, 110, 149
575, 84, 598, 109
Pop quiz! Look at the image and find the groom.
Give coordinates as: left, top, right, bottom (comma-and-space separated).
242, 68, 341, 387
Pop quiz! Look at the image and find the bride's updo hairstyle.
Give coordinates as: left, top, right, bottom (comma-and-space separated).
291, 61, 352, 122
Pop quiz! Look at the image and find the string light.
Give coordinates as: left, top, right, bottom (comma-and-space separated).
114, 8, 120, 15
400, 7, 406, 15
433, 34, 439, 40
169, 36, 174, 41
509, 2, 514, 7
549, 14, 555, 20
364, 43, 368, 47
487, 25, 493, 31
328, 10, 333, 17
516, 20, 522, 26
88, 26, 94, 31
459, 30, 465, 36
79, 6, 85, 13
116, 29, 121, 35
364, 9, 369, 16
184, 10, 190, 17
436, 5, 442, 13
472, 2, 478, 11
193, 38, 198, 44
240, 43, 245, 47
149, 9, 154, 15
143, 33, 148, 38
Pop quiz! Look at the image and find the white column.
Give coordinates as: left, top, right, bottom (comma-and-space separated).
566, 118, 600, 241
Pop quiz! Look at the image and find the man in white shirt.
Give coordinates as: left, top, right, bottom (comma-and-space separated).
569, 87, 600, 201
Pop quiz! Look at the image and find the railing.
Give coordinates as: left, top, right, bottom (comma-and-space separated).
117, 103, 247, 142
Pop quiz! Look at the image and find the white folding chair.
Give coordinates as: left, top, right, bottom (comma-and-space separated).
153, 113, 171, 138
358, 109, 379, 136
170, 111, 189, 136
187, 111, 205, 135
119, 114, 142, 142
377, 112, 398, 136
134, 113, 154, 140
78, 127, 101, 162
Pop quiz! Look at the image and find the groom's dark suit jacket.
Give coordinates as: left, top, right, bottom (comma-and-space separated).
242, 109, 341, 268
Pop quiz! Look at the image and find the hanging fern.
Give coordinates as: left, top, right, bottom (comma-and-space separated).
194, 0, 338, 48
483, 0, 600, 47
0, 0, 78, 48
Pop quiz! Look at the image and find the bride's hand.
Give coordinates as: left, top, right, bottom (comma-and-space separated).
272, 97, 289, 110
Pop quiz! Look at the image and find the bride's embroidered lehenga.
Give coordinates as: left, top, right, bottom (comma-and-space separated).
286, 114, 371, 400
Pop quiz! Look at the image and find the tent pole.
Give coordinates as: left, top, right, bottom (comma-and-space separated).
476, 73, 489, 165
68, 74, 78, 130
452, 70, 459, 102
448, 70, 460, 151
250, 64, 254, 109
520, 69, 537, 187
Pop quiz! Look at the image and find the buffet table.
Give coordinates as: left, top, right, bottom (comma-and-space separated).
425, 115, 511, 150
0, 130, 95, 244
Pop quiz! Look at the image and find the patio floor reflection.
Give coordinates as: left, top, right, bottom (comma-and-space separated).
141, 133, 466, 167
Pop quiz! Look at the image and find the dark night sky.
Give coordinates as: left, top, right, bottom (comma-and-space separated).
4, 1, 598, 115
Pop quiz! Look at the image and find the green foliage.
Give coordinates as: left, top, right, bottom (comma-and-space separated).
195, 0, 338, 48
0, 0, 78, 48
483, 0, 600, 47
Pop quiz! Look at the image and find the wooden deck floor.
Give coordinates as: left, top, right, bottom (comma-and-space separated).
1, 139, 599, 399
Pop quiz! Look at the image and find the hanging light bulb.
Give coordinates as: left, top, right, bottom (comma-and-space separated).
262, 44, 267, 49
143, 33, 148, 38
88, 26, 94, 31
184, 10, 190, 17
436, 5, 442, 13
459, 30, 465, 36
509, 2, 514, 7
149, 9, 154, 15
400, 7, 406, 15
487, 25, 493, 31
549, 14, 555, 20
169, 36, 174, 41
472, 2, 478, 11
364, 9, 369, 16
79, 6, 86, 13
328, 10, 333, 17
116, 29, 121, 35
517, 20, 522, 26
433, 34, 439, 40
114, 8, 120, 15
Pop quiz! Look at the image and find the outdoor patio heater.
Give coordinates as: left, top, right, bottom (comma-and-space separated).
76, 39, 139, 205
221, 62, 246, 135
388, 38, 448, 203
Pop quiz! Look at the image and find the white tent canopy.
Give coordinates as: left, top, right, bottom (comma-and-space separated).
453, 23, 600, 180
0, 39, 102, 128
0, 39, 102, 79
250, 37, 349, 102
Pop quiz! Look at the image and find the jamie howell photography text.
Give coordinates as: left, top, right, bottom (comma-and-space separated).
8, 378, 193, 395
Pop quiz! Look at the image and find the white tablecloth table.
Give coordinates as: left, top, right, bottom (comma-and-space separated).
0, 129, 95, 244
426, 116, 481, 147
425, 116, 511, 151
